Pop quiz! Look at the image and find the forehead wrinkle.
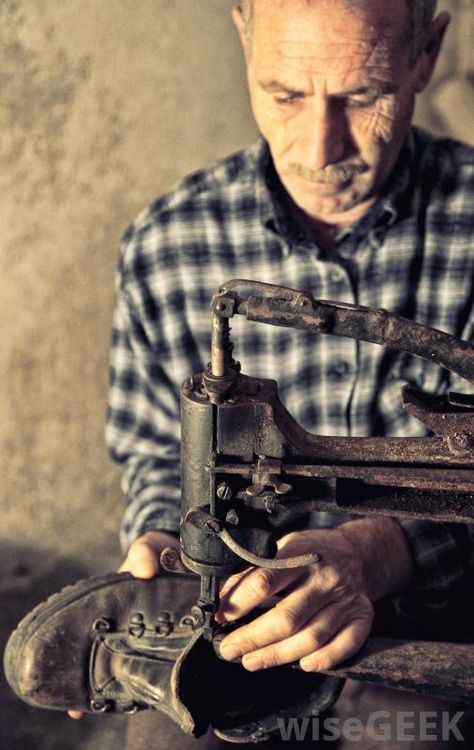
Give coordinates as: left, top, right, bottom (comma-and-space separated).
270, 50, 399, 80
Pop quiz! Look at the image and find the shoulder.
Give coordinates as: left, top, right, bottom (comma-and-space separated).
117, 141, 263, 286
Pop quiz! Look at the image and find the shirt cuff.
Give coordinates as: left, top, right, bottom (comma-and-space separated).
390, 519, 468, 619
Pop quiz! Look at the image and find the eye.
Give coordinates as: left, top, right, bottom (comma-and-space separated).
343, 94, 380, 109
274, 92, 304, 105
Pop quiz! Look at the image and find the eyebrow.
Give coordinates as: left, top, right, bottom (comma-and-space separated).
259, 80, 306, 95
258, 80, 397, 98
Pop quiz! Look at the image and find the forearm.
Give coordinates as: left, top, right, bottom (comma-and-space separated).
338, 516, 414, 601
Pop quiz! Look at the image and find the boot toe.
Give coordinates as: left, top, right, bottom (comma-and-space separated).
3, 572, 200, 713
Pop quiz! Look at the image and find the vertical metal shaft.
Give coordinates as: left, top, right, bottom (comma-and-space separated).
211, 314, 230, 376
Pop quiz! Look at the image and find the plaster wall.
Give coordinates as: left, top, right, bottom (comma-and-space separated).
0, 1, 472, 748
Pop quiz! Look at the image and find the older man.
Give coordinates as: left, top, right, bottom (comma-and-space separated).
104, 0, 473, 746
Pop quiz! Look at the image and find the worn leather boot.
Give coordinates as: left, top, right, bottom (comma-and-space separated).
4, 572, 343, 743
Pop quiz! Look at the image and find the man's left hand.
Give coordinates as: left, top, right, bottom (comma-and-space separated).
216, 518, 413, 672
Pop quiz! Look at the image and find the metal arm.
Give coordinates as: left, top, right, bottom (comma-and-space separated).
211, 279, 474, 384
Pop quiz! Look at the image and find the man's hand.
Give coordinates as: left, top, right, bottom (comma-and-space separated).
118, 530, 181, 577
68, 530, 180, 719
216, 518, 413, 673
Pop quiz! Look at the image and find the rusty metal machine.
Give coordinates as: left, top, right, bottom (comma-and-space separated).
174, 280, 474, 702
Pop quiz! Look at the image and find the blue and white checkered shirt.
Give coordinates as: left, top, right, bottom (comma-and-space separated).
107, 126, 474, 620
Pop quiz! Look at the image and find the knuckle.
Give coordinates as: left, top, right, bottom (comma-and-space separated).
238, 635, 258, 654
261, 645, 284, 668
248, 569, 274, 598
307, 626, 330, 651
273, 605, 300, 637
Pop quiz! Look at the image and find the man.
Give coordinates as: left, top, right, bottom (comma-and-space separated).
103, 0, 474, 745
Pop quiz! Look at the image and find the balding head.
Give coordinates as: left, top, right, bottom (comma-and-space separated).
239, 0, 438, 62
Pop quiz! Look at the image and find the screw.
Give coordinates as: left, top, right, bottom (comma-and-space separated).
216, 482, 233, 501
204, 518, 222, 534
225, 509, 239, 526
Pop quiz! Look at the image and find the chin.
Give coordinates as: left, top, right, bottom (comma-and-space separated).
299, 190, 364, 219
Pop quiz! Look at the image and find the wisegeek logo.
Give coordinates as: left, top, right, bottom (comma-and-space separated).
277, 711, 465, 743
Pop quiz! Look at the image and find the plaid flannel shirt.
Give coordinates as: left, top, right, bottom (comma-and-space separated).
107, 126, 474, 621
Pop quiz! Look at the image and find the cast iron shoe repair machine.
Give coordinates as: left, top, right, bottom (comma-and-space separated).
176, 279, 474, 702
4, 279, 474, 731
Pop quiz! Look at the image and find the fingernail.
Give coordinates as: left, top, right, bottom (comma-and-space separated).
219, 642, 241, 660
300, 658, 320, 672
242, 654, 262, 671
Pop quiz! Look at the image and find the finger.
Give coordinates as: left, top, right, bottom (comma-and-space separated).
68, 711, 83, 720
119, 538, 162, 578
219, 577, 323, 660
219, 567, 253, 599
217, 566, 301, 624
299, 616, 372, 672
223, 597, 346, 672
215, 568, 255, 623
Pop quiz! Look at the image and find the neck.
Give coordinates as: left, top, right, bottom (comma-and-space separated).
289, 197, 377, 252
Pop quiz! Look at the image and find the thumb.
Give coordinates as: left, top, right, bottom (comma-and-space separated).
119, 536, 162, 578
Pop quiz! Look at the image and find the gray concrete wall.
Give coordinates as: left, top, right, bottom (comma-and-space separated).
0, 1, 472, 748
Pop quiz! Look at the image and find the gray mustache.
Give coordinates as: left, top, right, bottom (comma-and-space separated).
288, 162, 367, 184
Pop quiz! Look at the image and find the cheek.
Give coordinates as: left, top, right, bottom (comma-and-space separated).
250, 93, 300, 153
351, 98, 411, 148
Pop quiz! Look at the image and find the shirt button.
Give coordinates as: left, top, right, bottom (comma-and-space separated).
328, 360, 351, 380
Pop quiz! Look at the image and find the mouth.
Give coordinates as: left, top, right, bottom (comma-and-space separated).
288, 162, 367, 186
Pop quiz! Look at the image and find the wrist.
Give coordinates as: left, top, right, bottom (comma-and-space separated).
337, 517, 414, 601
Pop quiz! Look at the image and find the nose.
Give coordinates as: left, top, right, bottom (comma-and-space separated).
301, 97, 349, 170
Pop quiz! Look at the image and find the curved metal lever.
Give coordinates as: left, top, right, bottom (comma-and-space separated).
219, 527, 321, 569
212, 279, 474, 384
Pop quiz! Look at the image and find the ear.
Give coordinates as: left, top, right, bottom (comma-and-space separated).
415, 11, 451, 93
232, 5, 250, 62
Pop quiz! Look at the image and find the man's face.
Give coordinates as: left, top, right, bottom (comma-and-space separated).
238, 0, 427, 223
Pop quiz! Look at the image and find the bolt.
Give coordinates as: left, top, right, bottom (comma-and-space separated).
216, 482, 233, 501
264, 496, 277, 513
204, 518, 222, 534
190, 605, 205, 627
225, 509, 239, 526
447, 433, 474, 455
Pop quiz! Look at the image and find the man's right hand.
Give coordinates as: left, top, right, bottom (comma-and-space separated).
68, 530, 179, 720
